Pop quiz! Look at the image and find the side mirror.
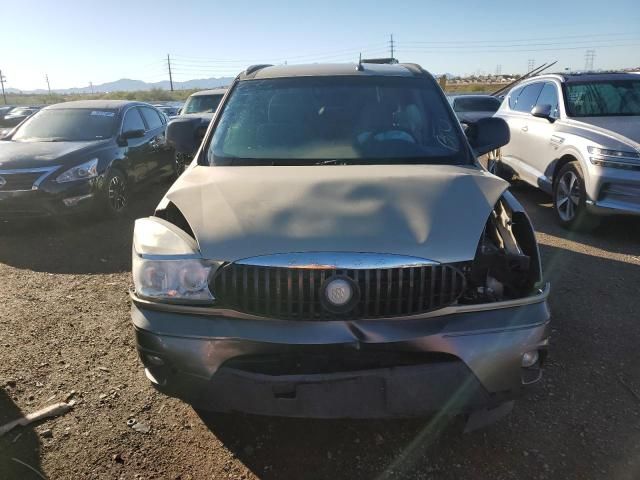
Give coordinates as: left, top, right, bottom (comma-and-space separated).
166, 117, 206, 156
121, 128, 145, 140
531, 104, 554, 121
466, 117, 510, 157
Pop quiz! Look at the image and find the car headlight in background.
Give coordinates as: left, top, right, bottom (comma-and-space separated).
132, 217, 217, 304
587, 146, 640, 169
56, 158, 99, 183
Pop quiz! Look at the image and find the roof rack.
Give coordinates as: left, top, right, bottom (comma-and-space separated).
244, 64, 273, 76
361, 57, 399, 65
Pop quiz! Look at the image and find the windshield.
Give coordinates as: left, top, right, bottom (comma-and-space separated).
565, 80, 640, 116
12, 108, 117, 142
453, 96, 501, 113
183, 94, 224, 114
208, 77, 467, 165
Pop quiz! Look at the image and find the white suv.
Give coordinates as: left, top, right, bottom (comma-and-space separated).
494, 72, 640, 229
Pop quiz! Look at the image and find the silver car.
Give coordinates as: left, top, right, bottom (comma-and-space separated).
131, 63, 550, 429
494, 72, 640, 229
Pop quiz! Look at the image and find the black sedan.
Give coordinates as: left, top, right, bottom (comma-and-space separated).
0, 100, 175, 219
447, 94, 502, 124
0, 106, 41, 128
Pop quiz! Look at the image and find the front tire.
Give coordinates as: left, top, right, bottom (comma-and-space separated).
553, 162, 599, 231
101, 168, 129, 217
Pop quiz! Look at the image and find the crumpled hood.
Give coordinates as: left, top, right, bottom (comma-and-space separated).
0, 139, 109, 169
166, 165, 509, 264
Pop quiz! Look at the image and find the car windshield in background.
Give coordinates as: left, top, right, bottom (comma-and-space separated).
454, 96, 501, 112
565, 80, 640, 116
208, 77, 466, 165
183, 94, 224, 114
12, 108, 117, 142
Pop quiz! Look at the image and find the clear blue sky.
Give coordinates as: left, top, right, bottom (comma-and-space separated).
1, 0, 639, 90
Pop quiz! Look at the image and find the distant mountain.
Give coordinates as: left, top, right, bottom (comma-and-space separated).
6, 76, 235, 94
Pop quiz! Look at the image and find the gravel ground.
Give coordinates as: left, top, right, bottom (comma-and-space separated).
1, 182, 639, 480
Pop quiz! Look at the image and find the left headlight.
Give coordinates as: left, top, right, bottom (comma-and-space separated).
56, 158, 99, 183
132, 217, 215, 304
587, 146, 640, 169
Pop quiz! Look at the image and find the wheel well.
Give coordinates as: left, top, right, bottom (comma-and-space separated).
551, 155, 577, 185
109, 160, 128, 181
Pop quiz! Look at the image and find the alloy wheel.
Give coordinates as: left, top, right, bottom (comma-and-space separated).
108, 175, 127, 212
556, 170, 581, 221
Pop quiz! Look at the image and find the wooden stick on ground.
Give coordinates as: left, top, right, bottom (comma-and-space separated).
0, 402, 73, 437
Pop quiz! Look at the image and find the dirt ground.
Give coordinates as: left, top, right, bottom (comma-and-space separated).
1, 182, 639, 480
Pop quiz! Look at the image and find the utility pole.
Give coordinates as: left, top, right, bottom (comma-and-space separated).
89, 81, 94, 95
0, 69, 6, 104
45, 74, 51, 95
167, 54, 174, 92
584, 50, 595, 71
389, 34, 395, 60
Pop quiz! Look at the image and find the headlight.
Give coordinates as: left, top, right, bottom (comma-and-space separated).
133, 256, 213, 303
56, 158, 99, 183
587, 146, 640, 169
132, 217, 215, 304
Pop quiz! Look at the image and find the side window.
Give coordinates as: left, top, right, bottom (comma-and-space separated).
122, 108, 145, 132
508, 87, 524, 109
514, 83, 544, 113
140, 107, 164, 130
536, 83, 560, 118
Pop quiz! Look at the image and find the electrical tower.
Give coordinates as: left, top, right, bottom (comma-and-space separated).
167, 54, 174, 92
0, 69, 7, 104
496, 64, 502, 76
45, 74, 51, 95
584, 50, 595, 71
527, 59, 535, 71
389, 34, 395, 60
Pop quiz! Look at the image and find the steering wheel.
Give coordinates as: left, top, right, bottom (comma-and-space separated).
362, 128, 418, 146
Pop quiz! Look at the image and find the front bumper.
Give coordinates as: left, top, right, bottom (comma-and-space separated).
585, 165, 640, 216
0, 180, 97, 219
132, 285, 551, 419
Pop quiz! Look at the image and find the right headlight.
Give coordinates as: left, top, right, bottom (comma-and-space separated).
587, 146, 640, 169
132, 217, 216, 304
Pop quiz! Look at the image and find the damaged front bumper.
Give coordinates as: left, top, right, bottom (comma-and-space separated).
132, 284, 550, 420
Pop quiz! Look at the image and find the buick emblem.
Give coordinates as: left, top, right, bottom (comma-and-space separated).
321, 275, 359, 314
325, 278, 352, 306
0, 176, 5, 189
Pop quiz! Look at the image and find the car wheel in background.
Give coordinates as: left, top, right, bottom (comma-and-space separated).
102, 168, 129, 217
553, 161, 599, 231
173, 153, 189, 179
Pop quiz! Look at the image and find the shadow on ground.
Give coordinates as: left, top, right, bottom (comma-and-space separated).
0, 184, 167, 274
0, 389, 44, 480
510, 183, 640, 257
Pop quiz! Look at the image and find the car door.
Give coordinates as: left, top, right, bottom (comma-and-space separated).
503, 82, 545, 186
139, 106, 172, 178
519, 82, 561, 192
495, 85, 524, 166
121, 107, 149, 183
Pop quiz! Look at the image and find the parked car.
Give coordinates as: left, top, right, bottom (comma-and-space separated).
131, 63, 550, 429
448, 94, 502, 124
0, 105, 16, 120
152, 104, 180, 118
0, 106, 41, 127
0, 100, 175, 219
493, 72, 640, 229
166, 88, 228, 174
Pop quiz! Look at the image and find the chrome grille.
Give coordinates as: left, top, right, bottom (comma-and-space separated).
212, 263, 466, 320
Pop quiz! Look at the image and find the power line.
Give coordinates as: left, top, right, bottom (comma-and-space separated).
401, 31, 640, 45
396, 42, 640, 54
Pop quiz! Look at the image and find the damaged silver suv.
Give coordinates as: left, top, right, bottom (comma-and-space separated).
131, 63, 550, 429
